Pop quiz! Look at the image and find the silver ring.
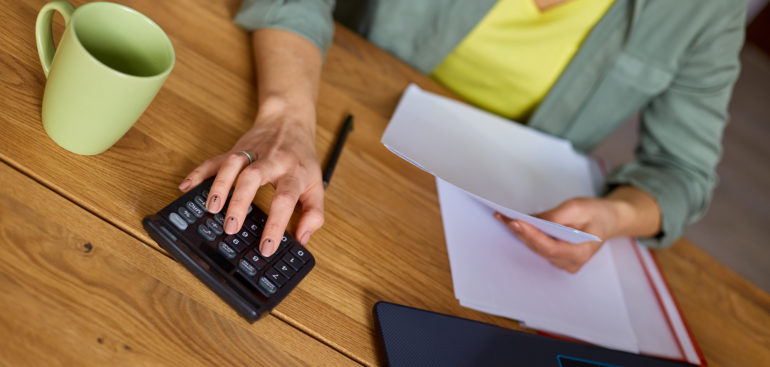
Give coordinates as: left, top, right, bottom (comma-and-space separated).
239, 150, 255, 165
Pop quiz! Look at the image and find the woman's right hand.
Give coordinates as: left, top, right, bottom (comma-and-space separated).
181, 28, 325, 257
179, 99, 324, 258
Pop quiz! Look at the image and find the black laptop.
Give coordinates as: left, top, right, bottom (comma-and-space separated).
374, 301, 694, 367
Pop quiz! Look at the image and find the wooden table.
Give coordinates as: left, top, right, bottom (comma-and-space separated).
2, 1, 769, 366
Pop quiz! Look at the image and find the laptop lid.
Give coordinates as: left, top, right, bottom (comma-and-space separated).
374, 301, 693, 367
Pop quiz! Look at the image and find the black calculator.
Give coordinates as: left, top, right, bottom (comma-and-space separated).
142, 178, 315, 322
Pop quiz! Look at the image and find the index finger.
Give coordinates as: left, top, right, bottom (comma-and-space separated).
207, 152, 252, 215
223, 160, 275, 235
502, 219, 572, 259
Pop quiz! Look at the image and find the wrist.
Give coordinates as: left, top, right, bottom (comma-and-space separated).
604, 185, 662, 238
604, 196, 636, 238
255, 95, 316, 133
257, 94, 315, 119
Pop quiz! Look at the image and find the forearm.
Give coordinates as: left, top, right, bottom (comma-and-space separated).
251, 29, 323, 128
605, 185, 662, 239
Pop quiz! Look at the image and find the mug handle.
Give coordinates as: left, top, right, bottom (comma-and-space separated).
35, 0, 75, 78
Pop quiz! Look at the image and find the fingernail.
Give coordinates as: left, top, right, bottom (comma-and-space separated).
299, 232, 311, 245
260, 238, 276, 257
224, 216, 238, 234
206, 194, 220, 213
179, 179, 191, 191
494, 213, 502, 220
512, 221, 522, 232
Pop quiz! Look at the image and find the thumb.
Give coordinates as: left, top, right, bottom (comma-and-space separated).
532, 199, 582, 225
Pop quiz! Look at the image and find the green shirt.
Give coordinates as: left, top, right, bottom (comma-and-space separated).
233, 0, 747, 248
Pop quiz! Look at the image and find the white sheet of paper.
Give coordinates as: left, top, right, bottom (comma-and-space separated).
436, 178, 639, 353
382, 84, 600, 243
608, 238, 684, 360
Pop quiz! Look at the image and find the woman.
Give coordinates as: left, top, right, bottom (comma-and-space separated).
178, 0, 746, 273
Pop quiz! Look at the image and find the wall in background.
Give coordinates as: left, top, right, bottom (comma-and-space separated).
748, 0, 770, 57
749, 0, 769, 21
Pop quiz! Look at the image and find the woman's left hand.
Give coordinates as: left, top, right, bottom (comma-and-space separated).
494, 197, 623, 273
495, 186, 662, 273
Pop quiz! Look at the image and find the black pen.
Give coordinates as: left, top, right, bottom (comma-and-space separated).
323, 114, 354, 189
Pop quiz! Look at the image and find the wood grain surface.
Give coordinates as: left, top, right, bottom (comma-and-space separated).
1, 0, 769, 366
654, 241, 770, 367
0, 162, 357, 366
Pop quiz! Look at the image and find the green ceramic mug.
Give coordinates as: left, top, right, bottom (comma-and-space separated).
35, 1, 175, 155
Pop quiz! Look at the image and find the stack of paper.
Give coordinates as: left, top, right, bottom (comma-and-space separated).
381, 84, 703, 364
382, 85, 601, 244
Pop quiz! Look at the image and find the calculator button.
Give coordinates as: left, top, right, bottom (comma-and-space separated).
198, 224, 216, 242
244, 218, 261, 235
276, 236, 290, 252
186, 201, 204, 218
290, 246, 310, 264
225, 235, 246, 253
263, 245, 284, 262
218, 242, 237, 259
206, 218, 223, 235
265, 268, 287, 287
214, 213, 225, 225
168, 212, 188, 231
177, 207, 196, 224
275, 261, 295, 278
238, 259, 257, 277
250, 210, 267, 225
282, 253, 301, 271
201, 189, 209, 199
245, 250, 267, 270
237, 229, 256, 245
258, 277, 277, 295
194, 195, 207, 211
265, 236, 289, 259
247, 204, 254, 214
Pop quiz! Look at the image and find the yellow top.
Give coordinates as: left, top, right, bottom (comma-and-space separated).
431, 0, 614, 120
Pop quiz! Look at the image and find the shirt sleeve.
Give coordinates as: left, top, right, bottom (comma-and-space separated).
233, 0, 336, 56
605, 3, 746, 248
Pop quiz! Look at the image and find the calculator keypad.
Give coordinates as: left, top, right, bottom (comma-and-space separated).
144, 177, 315, 323
164, 184, 312, 304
